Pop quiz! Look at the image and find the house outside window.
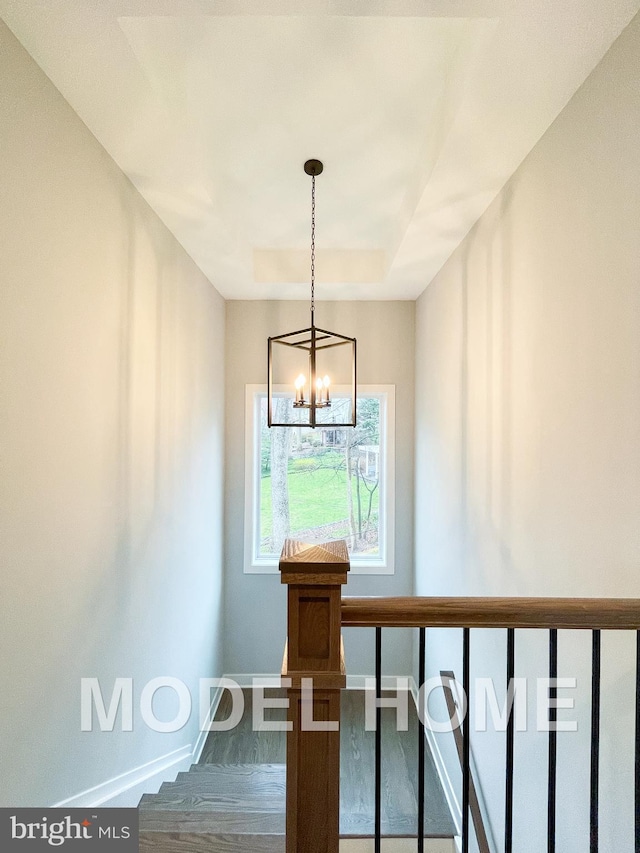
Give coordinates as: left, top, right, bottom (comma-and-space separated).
244, 385, 395, 574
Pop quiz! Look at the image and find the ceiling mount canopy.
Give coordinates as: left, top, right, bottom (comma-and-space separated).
267, 160, 357, 429
303, 158, 323, 177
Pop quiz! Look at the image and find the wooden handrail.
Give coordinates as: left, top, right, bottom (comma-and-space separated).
341, 596, 640, 629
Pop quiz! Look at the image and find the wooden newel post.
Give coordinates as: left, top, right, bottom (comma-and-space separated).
280, 539, 350, 853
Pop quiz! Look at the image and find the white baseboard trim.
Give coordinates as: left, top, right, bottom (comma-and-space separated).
191, 679, 226, 765
52, 678, 227, 808
408, 676, 462, 838
51, 744, 193, 808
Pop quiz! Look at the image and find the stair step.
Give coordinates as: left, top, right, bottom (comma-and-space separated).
139, 831, 285, 852
186, 762, 285, 774
140, 806, 445, 836
153, 781, 284, 800
140, 793, 284, 812
168, 763, 284, 789
139, 835, 455, 853
341, 843, 456, 853
140, 763, 285, 812
340, 815, 451, 836
140, 809, 285, 833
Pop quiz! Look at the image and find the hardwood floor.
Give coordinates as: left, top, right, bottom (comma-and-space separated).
198, 688, 455, 838
199, 686, 286, 765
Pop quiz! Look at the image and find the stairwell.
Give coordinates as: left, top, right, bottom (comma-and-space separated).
139, 690, 456, 853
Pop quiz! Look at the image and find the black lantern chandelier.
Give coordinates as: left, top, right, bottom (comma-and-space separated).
267, 159, 357, 428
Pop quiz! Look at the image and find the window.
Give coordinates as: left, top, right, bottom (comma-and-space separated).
244, 385, 395, 574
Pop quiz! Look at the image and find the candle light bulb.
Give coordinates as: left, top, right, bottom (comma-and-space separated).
294, 374, 306, 404
323, 375, 331, 404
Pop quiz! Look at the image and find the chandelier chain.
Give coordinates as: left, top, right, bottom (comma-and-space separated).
310, 173, 316, 318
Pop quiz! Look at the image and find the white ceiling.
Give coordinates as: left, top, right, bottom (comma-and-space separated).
2, 0, 639, 299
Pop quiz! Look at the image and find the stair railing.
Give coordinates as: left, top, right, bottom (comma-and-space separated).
280, 539, 640, 853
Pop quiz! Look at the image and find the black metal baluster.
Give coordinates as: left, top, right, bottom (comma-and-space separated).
463, 627, 470, 853
635, 631, 640, 853
548, 628, 558, 853
505, 628, 515, 853
418, 628, 426, 853
590, 630, 601, 853
375, 626, 382, 853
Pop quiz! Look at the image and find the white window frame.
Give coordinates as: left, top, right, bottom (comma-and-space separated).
244, 384, 395, 575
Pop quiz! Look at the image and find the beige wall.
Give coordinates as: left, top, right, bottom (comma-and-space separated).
225, 300, 415, 675
415, 13, 640, 851
0, 22, 226, 807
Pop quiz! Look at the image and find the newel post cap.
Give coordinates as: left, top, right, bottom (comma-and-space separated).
279, 539, 350, 585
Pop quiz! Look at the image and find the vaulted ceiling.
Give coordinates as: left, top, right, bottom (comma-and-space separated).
2, 1, 639, 299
